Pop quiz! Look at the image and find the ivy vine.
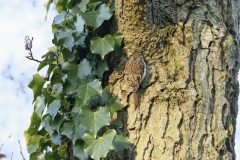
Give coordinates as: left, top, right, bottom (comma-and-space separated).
24, 0, 129, 159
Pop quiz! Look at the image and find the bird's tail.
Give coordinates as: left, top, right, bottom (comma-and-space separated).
133, 91, 139, 108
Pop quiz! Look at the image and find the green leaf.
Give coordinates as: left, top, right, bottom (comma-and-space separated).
53, 11, 67, 25
76, 96, 85, 108
42, 88, 52, 105
48, 46, 57, 52
56, 28, 74, 40
82, 4, 112, 29
58, 144, 67, 159
78, 0, 89, 12
28, 74, 46, 102
24, 131, 43, 154
73, 140, 88, 160
34, 96, 45, 116
42, 114, 64, 134
112, 32, 123, 56
63, 79, 76, 94
30, 152, 45, 160
60, 121, 87, 144
62, 36, 75, 50
51, 67, 67, 83
79, 107, 110, 137
51, 130, 61, 145
47, 100, 61, 119
90, 35, 114, 59
92, 59, 109, 79
76, 79, 102, 104
106, 98, 123, 114
56, 4, 63, 13
78, 59, 92, 78
75, 14, 85, 33
49, 114, 65, 133
74, 31, 87, 46
62, 61, 78, 79
37, 52, 56, 72
94, 88, 110, 105
112, 135, 130, 152
42, 114, 52, 133
44, 0, 52, 20
113, 33, 123, 46
83, 129, 116, 160
62, 59, 92, 79
52, 83, 63, 95
62, 48, 73, 61
27, 112, 41, 135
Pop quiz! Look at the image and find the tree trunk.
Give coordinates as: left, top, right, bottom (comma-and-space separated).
107, 0, 239, 159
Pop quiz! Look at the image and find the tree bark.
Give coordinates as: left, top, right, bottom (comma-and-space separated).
108, 0, 239, 159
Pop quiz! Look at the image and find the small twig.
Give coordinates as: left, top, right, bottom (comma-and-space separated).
18, 140, 26, 160
24, 36, 55, 65
0, 134, 12, 152
11, 152, 13, 160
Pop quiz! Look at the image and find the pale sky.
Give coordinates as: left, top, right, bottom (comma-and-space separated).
0, 0, 239, 160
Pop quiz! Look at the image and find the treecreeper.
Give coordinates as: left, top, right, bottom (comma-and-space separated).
123, 50, 146, 108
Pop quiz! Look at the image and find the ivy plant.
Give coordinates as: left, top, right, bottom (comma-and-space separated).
24, 0, 129, 159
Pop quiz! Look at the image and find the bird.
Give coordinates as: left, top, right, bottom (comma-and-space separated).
123, 50, 146, 108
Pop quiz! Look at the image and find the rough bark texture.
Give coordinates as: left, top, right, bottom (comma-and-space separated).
108, 0, 239, 159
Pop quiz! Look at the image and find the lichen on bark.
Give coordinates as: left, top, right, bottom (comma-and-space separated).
107, 0, 239, 159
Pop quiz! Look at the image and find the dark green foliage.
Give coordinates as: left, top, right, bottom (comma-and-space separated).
25, 0, 129, 159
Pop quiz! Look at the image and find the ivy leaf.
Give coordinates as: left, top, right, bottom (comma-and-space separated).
53, 11, 67, 25
58, 144, 67, 159
62, 59, 92, 79
62, 48, 73, 61
78, 0, 89, 12
76, 96, 84, 108
95, 88, 110, 105
90, 35, 114, 59
30, 152, 45, 160
34, 96, 45, 116
112, 33, 123, 56
49, 114, 65, 133
79, 107, 110, 137
60, 121, 87, 144
42, 114, 52, 133
52, 67, 67, 82
52, 130, 61, 145
83, 129, 116, 160
76, 79, 102, 104
52, 83, 63, 95
26, 112, 41, 135
112, 135, 130, 152
74, 31, 87, 46
113, 33, 123, 46
63, 79, 76, 94
42, 114, 64, 134
47, 100, 61, 120
62, 35, 75, 50
44, 0, 52, 20
37, 51, 56, 72
74, 14, 85, 33
82, 4, 112, 29
62, 61, 78, 79
28, 74, 46, 102
106, 98, 123, 114
73, 140, 88, 160
78, 59, 92, 78
92, 59, 109, 79
56, 28, 74, 40
24, 131, 43, 154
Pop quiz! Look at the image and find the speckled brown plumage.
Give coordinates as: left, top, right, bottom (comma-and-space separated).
124, 50, 146, 107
